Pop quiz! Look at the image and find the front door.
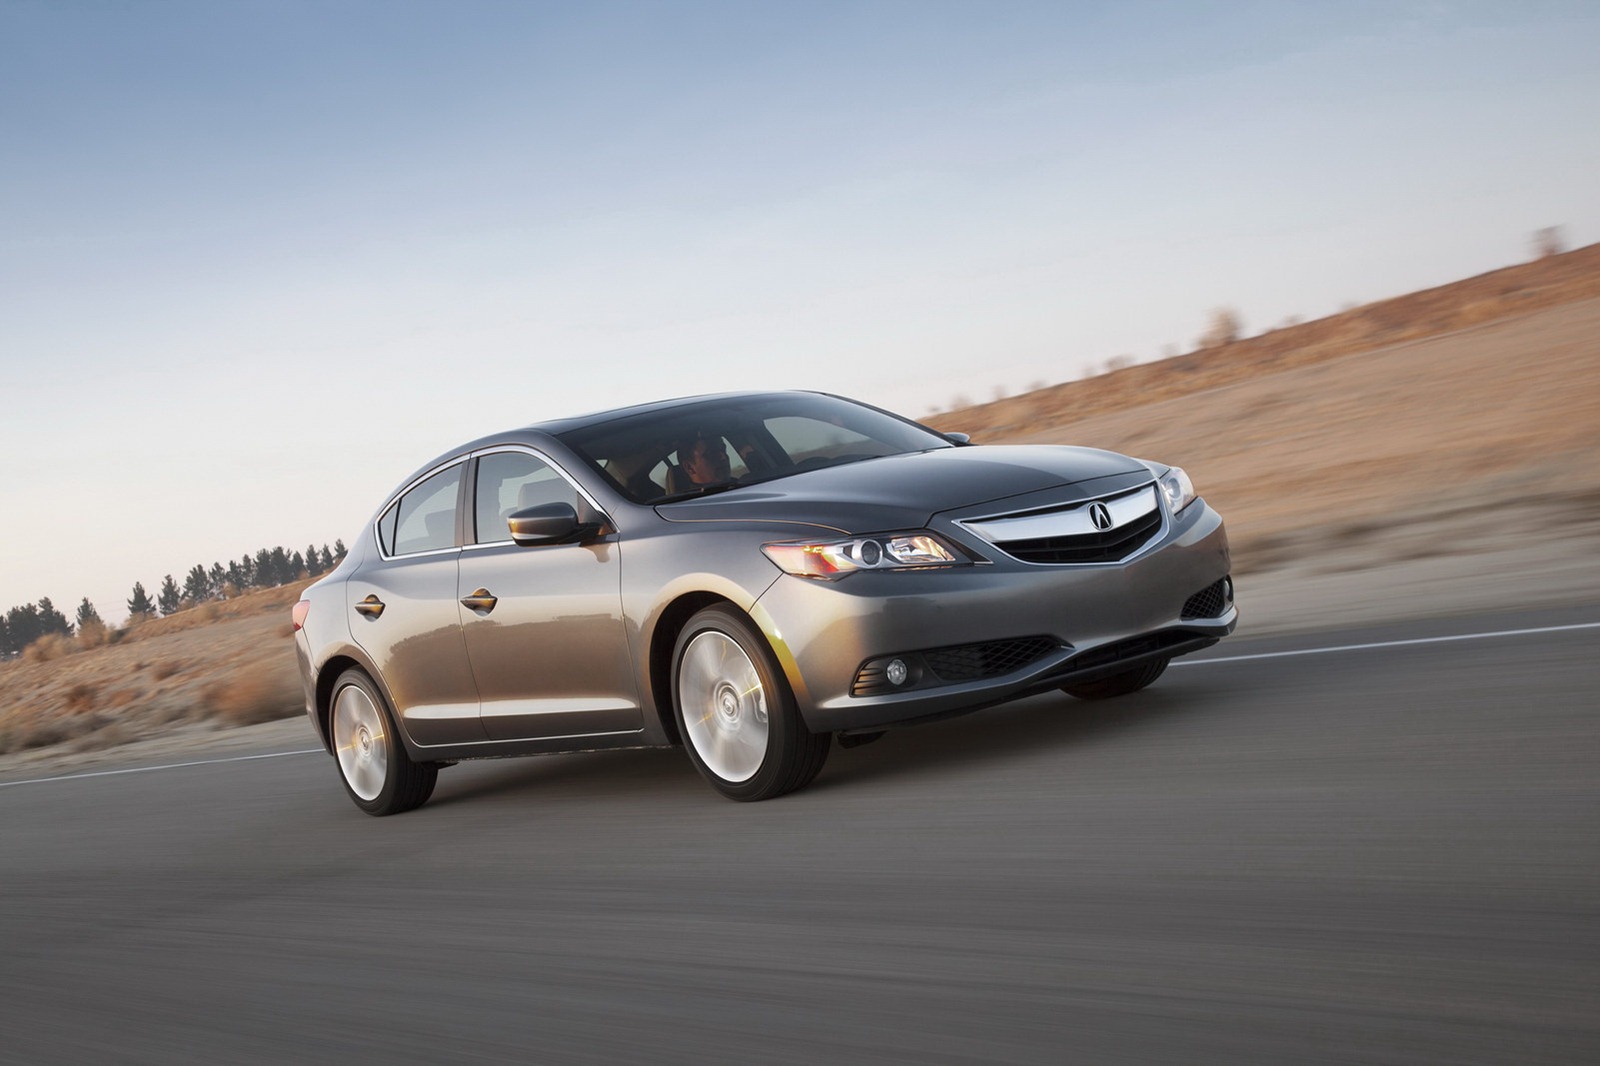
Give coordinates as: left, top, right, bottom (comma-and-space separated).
458, 449, 641, 742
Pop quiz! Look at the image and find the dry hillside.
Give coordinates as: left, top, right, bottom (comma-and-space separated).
4, 245, 1598, 758
0, 582, 310, 755
930, 245, 1600, 573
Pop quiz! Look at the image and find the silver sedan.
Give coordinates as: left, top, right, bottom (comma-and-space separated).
292, 391, 1235, 814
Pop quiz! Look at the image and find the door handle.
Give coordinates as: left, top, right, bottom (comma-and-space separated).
353, 595, 385, 619
461, 588, 498, 614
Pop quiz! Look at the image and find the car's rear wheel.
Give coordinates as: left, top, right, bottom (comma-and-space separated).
329, 668, 437, 816
672, 605, 829, 801
1060, 658, 1169, 700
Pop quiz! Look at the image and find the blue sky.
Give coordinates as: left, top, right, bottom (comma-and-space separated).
3, 1, 1597, 623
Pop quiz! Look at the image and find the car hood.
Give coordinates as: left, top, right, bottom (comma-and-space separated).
655, 445, 1149, 534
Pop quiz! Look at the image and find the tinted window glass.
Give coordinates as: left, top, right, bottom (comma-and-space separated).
474, 451, 579, 544
559, 393, 949, 503
392, 464, 462, 555
763, 416, 895, 465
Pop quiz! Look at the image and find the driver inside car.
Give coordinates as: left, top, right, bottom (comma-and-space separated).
677, 430, 734, 487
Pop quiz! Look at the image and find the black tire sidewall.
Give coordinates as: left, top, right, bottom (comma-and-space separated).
671, 605, 814, 801
330, 668, 435, 816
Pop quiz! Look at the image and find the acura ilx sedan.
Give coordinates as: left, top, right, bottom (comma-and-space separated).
292, 391, 1235, 814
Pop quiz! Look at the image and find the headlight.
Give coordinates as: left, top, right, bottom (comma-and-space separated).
762, 531, 968, 579
1157, 466, 1197, 513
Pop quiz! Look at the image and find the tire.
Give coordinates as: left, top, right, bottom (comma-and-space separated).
328, 668, 437, 816
1060, 657, 1169, 700
672, 605, 829, 801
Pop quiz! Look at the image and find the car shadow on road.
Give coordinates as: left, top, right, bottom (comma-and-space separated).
421, 674, 1236, 806
809, 676, 1235, 794
425, 745, 698, 808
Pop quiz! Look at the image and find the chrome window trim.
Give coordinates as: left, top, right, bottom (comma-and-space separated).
463, 444, 614, 548
374, 459, 468, 563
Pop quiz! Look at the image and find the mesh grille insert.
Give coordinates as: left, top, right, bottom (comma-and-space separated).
923, 636, 1060, 682
1181, 578, 1231, 620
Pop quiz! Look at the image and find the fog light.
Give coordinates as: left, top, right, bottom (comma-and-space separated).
1223, 576, 1235, 609
886, 659, 908, 686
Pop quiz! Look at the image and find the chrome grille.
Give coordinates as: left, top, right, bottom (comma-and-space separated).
963, 485, 1163, 565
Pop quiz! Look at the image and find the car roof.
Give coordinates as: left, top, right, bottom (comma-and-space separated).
384, 391, 825, 504
522, 390, 795, 435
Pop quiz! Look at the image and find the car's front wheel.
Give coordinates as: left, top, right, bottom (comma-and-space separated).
672, 605, 829, 801
329, 668, 437, 816
1060, 658, 1169, 700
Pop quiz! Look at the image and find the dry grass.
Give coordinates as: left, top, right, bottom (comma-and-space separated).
202, 656, 304, 727
22, 633, 73, 663
0, 579, 315, 756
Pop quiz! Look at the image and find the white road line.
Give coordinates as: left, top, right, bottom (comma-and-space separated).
3, 622, 1596, 790
0, 748, 324, 789
1172, 621, 1600, 666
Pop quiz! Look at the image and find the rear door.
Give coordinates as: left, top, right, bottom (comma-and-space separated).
346, 460, 485, 747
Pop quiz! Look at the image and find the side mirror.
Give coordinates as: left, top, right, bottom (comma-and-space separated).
506, 502, 601, 547
944, 432, 971, 445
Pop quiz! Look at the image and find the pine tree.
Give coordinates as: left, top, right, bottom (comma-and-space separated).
76, 598, 102, 629
0, 614, 11, 657
128, 582, 156, 619
183, 564, 211, 605
7, 603, 43, 648
239, 554, 256, 588
333, 539, 347, 560
305, 544, 322, 576
36, 597, 72, 637
208, 562, 228, 597
320, 544, 334, 570
254, 548, 276, 587
269, 546, 290, 585
157, 574, 181, 616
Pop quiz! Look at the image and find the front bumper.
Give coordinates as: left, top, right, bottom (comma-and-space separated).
751, 498, 1234, 733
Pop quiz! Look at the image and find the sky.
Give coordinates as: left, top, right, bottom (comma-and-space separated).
3, 0, 1597, 624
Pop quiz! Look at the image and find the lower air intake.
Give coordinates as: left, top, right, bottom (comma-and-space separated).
923, 636, 1060, 682
1181, 577, 1232, 620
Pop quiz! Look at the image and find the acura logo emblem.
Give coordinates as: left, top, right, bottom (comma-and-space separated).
1088, 502, 1113, 531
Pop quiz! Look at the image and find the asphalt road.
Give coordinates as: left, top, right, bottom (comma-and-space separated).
3, 608, 1597, 1064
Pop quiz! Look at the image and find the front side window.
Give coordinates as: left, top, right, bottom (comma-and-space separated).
474, 451, 580, 544
391, 464, 463, 555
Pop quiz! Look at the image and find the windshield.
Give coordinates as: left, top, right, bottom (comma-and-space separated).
557, 393, 954, 504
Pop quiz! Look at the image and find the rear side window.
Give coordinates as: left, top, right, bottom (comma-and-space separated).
474, 451, 579, 544
390, 464, 463, 555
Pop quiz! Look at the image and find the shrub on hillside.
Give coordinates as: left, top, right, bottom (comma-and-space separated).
202, 657, 303, 726
22, 633, 73, 663
1197, 307, 1243, 349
